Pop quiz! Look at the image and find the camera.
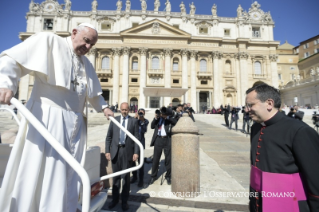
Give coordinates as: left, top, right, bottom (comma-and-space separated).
312, 112, 319, 127
138, 112, 144, 117
155, 109, 161, 115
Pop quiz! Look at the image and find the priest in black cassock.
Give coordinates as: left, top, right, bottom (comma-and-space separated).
245, 84, 319, 212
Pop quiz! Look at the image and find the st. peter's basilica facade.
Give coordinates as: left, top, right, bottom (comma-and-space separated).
19, 0, 279, 111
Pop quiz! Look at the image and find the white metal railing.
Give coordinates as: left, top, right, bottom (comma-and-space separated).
2, 98, 144, 212
0, 108, 20, 126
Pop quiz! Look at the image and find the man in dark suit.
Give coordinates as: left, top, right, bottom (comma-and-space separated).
149, 107, 177, 185
223, 104, 230, 127
105, 102, 139, 211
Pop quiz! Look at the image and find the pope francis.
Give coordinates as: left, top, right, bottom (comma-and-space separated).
0, 23, 114, 212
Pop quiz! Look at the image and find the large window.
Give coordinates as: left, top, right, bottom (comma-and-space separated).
152, 56, 160, 69
252, 27, 260, 38
303, 43, 309, 49
225, 60, 231, 74
304, 52, 310, 58
102, 56, 110, 69
200, 59, 207, 72
173, 58, 179, 71
43, 19, 54, 30
254, 61, 262, 75
132, 57, 138, 70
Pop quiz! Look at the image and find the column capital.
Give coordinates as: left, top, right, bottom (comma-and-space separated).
122, 47, 131, 55
163, 48, 172, 57
211, 51, 222, 59
139, 47, 148, 56
180, 48, 189, 57
112, 48, 122, 56
269, 54, 278, 62
235, 52, 249, 60
87, 47, 97, 56
189, 50, 198, 58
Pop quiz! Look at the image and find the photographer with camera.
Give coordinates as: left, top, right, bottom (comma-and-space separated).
183, 103, 195, 122
149, 107, 177, 185
131, 108, 149, 187
241, 106, 251, 134
312, 111, 319, 133
287, 105, 304, 121
229, 106, 240, 131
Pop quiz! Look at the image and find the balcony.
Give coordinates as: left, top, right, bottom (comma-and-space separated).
96, 69, 112, 77
197, 71, 212, 79
253, 74, 267, 79
129, 69, 140, 75
171, 70, 182, 76
148, 69, 163, 77
223, 72, 235, 78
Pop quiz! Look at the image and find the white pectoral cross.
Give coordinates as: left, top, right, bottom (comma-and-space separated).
71, 76, 79, 91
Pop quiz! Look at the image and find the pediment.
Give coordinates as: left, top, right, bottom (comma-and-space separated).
120, 19, 191, 38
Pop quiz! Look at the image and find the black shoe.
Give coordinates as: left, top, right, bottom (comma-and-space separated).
138, 181, 144, 187
166, 177, 171, 185
108, 200, 119, 209
122, 203, 129, 211
130, 177, 137, 184
149, 177, 156, 184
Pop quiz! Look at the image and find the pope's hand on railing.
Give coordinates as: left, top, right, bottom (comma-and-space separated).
105, 153, 111, 161
103, 108, 114, 120
133, 154, 139, 162
0, 88, 13, 105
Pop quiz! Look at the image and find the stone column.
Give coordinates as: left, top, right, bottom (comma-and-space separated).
196, 91, 200, 113
139, 47, 148, 108
209, 91, 212, 108
212, 51, 222, 108
122, 47, 130, 103
112, 48, 122, 105
109, 89, 112, 105
171, 113, 200, 196
238, 52, 249, 105
87, 47, 97, 68
180, 49, 189, 103
269, 54, 279, 88
164, 48, 172, 107
189, 50, 198, 112
234, 55, 241, 105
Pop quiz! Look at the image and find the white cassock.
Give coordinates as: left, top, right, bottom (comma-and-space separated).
0, 32, 106, 212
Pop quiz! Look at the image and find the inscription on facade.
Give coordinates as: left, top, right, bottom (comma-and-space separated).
190, 42, 218, 47
125, 39, 186, 44
97, 40, 123, 44
222, 45, 236, 49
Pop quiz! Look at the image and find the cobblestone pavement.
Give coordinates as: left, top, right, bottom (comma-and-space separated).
0, 109, 317, 211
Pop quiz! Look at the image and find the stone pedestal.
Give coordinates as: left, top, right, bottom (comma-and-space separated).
171, 113, 199, 197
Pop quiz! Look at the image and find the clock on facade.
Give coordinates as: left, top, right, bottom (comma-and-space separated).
251, 12, 261, 21
44, 3, 55, 12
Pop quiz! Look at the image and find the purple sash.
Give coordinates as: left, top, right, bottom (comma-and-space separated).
250, 165, 307, 212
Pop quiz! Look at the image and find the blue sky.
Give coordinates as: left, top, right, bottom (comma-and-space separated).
0, 0, 318, 52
